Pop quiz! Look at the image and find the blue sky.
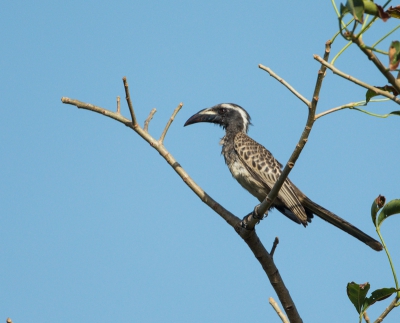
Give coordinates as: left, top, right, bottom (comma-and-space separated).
1, 1, 400, 322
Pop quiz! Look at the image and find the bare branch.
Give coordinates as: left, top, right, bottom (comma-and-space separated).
61, 97, 132, 126
352, 36, 400, 94
315, 102, 358, 119
117, 96, 120, 114
122, 77, 138, 125
363, 311, 370, 323
144, 108, 157, 133
242, 41, 331, 228
270, 237, 279, 258
159, 103, 183, 144
269, 297, 289, 323
314, 55, 400, 105
243, 230, 302, 322
61, 97, 239, 227
373, 297, 399, 323
259, 64, 311, 107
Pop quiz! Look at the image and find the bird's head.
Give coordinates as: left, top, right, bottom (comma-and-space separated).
184, 103, 251, 133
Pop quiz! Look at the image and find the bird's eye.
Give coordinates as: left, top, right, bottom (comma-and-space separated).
219, 108, 226, 115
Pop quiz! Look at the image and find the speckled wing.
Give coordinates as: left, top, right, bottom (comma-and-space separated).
234, 132, 308, 224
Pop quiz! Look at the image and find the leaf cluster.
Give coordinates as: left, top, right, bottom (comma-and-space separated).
347, 196, 400, 321
341, 0, 400, 22
339, 0, 400, 64
330, 0, 400, 119
347, 282, 398, 314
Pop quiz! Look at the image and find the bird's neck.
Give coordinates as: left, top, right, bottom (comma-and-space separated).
222, 127, 240, 144
225, 122, 245, 134
220, 128, 241, 165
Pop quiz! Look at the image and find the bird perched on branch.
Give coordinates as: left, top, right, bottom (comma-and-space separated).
184, 103, 382, 251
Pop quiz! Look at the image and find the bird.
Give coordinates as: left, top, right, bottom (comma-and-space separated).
184, 103, 382, 251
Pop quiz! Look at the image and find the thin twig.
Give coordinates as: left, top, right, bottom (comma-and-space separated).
159, 103, 183, 144
315, 98, 390, 120
122, 77, 137, 125
270, 237, 279, 258
364, 46, 388, 55
117, 96, 120, 114
259, 64, 311, 107
373, 296, 399, 323
61, 97, 132, 125
314, 55, 400, 105
372, 24, 400, 49
269, 297, 290, 323
363, 311, 370, 323
315, 102, 359, 119
144, 108, 157, 133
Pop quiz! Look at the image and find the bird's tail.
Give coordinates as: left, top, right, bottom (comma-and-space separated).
302, 197, 383, 251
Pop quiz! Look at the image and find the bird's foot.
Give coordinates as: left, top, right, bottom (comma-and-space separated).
239, 205, 267, 230
252, 205, 265, 221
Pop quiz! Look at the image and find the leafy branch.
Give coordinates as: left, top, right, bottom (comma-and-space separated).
346, 196, 400, 323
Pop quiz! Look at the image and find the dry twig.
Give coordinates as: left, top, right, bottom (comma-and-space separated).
314, 55, 400, 105
315, 102, 357, 119
269, 297, 289, 323
159, 103, 183, 144
122, 77, 137, 125
258, 64, 311, 107
270, 237, 279, 258
363, 311, 370, 323
373, 297, 399, 323
116, 96, 120, 114
144, 108, 157, 133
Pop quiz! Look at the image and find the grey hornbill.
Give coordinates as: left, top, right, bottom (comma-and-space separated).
184, 103, 382, 251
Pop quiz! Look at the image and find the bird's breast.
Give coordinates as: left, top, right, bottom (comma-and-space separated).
228, 158, 269, 202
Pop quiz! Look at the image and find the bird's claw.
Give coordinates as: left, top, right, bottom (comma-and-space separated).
252, 205, 266, 221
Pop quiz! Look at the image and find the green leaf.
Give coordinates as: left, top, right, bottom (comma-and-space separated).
347, 282, 370, 313
371, 195, 385, 227
364, 287, 398, 309
365, 89, 374, 103
389, 41, 400, 70
377, 199, 400, 229
340, 3, 350, 16
344, 0, 365, 23
366, 85, 399, 103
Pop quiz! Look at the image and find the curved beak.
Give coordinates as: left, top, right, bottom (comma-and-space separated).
184, 108, 220, 127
